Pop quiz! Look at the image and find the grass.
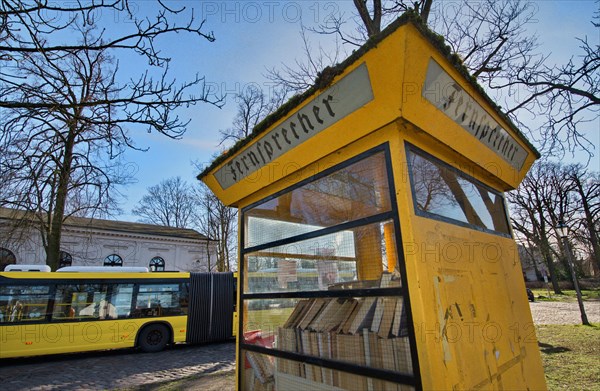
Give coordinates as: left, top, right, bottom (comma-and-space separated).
536, 324, 600, 390
246, 307, 294, 332
531, 288, 600, 302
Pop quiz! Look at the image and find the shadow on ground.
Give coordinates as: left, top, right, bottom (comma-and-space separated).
538, 342, 571, 354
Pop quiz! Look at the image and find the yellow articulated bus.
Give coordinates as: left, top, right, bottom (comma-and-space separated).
0, 266, 235, 358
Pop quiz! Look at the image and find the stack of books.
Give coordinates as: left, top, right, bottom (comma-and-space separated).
272, 278, 413, 390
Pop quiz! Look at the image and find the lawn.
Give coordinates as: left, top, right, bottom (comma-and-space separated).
531, 288, 600, 301
536, 324, 600, 390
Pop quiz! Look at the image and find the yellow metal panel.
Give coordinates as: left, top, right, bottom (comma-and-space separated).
390, 131, 546, 390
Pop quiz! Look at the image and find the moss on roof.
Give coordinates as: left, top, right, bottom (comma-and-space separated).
198, 10, 539, 181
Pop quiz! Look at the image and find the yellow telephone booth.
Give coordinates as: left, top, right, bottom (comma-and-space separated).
199, 14, 547, 391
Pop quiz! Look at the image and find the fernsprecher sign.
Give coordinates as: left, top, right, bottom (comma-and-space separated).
214, 63, 374, 190
422, 59, 528, 170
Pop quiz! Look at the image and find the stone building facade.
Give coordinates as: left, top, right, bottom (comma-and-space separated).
0, 208, 217, 272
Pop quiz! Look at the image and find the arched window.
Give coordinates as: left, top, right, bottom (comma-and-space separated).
0, 247, 16, 271
59, 251, 73, 268
104, 254, 123, 267
149, 257, 165, 272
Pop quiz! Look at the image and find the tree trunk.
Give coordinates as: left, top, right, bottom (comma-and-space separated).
420, 0, 433, 23
540, 235, 562, 294
573, 176, 600, 272
46, 130, 76, 270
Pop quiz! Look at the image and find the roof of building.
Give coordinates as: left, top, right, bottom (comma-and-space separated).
0, 207, 213, 241
198, 11, 539, 180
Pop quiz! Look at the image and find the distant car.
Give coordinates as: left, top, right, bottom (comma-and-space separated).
526, 288, 535, 302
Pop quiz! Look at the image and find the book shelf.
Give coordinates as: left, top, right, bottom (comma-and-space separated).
243, 275, 415, 391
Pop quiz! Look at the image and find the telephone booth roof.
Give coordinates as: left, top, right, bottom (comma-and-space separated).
198, 12, 539, 206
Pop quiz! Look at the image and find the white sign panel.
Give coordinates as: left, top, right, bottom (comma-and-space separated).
422, 59, 528, 170
214, 63, 374, 189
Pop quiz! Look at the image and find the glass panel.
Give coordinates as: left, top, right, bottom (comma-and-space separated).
245, 152, 392, 248
408, 148, 510, 234
273, 356, 416, 391
240, 148, 416, 390
241, 349, 415, 391
133, 283, 187, 317
52, 284, 109, 321
244, 220, 401, 294
241, 296, 413, 389
108, 284, 134, 319
0, 285, 51, 323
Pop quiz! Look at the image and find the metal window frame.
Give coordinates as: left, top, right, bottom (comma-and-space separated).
405, 143, 512, 238
238, 143, 422, 389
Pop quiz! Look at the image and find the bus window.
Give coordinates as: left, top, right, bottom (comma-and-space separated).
134, 283, 187, 317
52, 284, 110, 320
108, 283, 134, 319
0, 285, 51, 323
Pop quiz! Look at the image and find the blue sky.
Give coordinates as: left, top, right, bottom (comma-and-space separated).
112, 1, 599, 221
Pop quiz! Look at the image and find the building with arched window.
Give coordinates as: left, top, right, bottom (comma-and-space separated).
103, 254, 123, 267
0, 247, 16, 272
0, 207, 218, 272
149, 256, 165, 271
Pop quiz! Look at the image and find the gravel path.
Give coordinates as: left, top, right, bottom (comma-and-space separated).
529, 300, 600, 324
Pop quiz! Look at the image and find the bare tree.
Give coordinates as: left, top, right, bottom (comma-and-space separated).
566, 165, 600, 273
210, 83, 290, 269
195, 182, 237, 272
509, 160, 600, 291
0, 3, 222, 270
509, 162, 564, 293
132, 177, 197, 228
266, 25, 345, 96
502, 16, 599, 156
219, 85, 288, 147
267, 0, 599, 158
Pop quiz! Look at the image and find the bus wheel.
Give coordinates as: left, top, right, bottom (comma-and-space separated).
138, 324, 169, 353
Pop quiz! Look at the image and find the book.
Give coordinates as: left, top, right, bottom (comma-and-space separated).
300, 330, 314, 380
297, 298, 327, 330
347, 297, 377, 335
377, 297, 396, 338
336, 333, 368, 390
317, 331, 334, 385
252, 376, 275, 391
340, 300, 361, 334
362, 329, 374, 391
283, 299, 311, 328
246, 351, 274, 384
276, 327, 287, 375
277, 327, 301, 377
328, 332, 338, 386
391, 297, 404, 337
370, 297, 386, 333
309, 331, 323, 383
295, 328, 305, 378
367, 331, 384, 391
325, 299, 357, 332
380, 337, 400, 391
392, 337, 413, 374
311, 298, 342, 332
